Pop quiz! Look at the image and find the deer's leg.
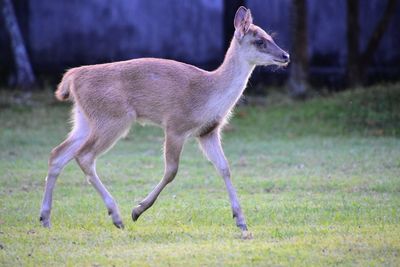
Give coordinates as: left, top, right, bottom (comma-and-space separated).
40, 108, 89, 227
75, 120, 131, 229
198, 130, 248, 232
132, 131, 185, 221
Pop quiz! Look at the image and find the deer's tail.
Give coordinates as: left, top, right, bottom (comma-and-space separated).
55, 71, 74, 101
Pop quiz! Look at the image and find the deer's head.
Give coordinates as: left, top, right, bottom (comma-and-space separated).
234, 6, 290, 67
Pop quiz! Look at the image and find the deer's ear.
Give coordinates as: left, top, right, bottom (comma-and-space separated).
234, 6, 253, 40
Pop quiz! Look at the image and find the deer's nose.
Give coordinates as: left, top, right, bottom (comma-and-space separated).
281, 53, 290, 62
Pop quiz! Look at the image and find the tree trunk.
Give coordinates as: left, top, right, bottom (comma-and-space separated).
223, 0, 245, 53
1, 0, 35, 90
346, 0, 398, 87
346, 0, 360, 87
359, 0, 398, 81
288, 0, 308, 99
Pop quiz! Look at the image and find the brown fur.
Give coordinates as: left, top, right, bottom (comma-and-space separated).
57, 58, 228, 134
40, 6, 289, 233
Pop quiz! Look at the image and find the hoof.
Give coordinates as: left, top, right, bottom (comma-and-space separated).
39, 216, 51, 228
113, 221, 124, 229
237, 223, 248, 231
131, 206, 142, 222
108, 208, 123, 229
241, 230, 253, 240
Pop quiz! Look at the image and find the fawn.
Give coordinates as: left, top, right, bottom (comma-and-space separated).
39, 6, 289, 236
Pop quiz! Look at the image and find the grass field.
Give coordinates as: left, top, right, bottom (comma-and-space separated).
1, 84, 399, 266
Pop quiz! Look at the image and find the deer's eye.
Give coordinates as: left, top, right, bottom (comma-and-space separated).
254, 39, 265, 46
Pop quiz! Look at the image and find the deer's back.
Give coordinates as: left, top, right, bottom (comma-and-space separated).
69, 58, 216, 132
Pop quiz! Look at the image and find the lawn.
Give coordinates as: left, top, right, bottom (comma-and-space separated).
1, 84, 399, 266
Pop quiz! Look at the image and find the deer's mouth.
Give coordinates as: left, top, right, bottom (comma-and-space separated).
272, 59, 289, 66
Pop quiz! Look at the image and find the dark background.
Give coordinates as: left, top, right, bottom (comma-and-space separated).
1, 0, 399, 94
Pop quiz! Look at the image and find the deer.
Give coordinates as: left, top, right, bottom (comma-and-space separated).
39, 6, 289, 237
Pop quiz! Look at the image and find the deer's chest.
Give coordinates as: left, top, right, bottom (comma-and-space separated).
202, 80, 247, 120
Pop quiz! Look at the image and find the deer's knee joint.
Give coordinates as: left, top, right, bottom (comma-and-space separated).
48, 152, 63, 176
165, 165, 178, 183
49, 147, 58, 161
49, 148, 60, 165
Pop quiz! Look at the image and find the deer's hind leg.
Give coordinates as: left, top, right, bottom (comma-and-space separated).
40, 107, 90, 227
75, 114, 134, 229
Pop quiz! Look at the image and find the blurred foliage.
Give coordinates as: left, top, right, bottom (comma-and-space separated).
1, 83, 399, 138
235, 83, 400, 138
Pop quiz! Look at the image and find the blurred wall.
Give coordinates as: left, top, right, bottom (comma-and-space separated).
1, 0, 399, 87
249, 0, 400, 85
28, 0, 223, 72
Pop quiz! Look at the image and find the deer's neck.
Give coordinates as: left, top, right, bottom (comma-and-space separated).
215, 39, 255, 88
206, 39, 255, 118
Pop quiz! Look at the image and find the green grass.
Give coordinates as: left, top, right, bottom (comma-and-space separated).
1, 84, 400, 266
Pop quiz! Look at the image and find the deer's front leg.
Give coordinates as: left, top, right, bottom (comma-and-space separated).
132, 131, 185, 221
198, 130, 250, 237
